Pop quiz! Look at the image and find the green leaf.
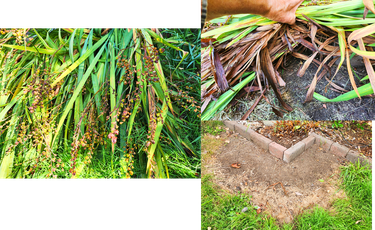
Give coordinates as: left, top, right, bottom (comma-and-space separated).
69, 29, 77, 66
33, 28, 51, 49
51, 33, 110, 87
202, 72, 256, 120
1, 44, 62, 55
313, 83, 373, 102
146, 98, 169, 178
52, 39, 108, 147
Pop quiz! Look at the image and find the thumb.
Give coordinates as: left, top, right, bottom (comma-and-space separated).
286, 0, 304, 25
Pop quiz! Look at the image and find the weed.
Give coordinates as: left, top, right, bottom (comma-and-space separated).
332, 121, 344, 129
202, 121, 225, 135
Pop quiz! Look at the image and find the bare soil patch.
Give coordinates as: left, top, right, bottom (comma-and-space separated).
202, 132, 348, 224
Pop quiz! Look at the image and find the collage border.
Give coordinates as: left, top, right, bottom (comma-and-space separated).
198, 180, 201, 230
372, 121, 375, 229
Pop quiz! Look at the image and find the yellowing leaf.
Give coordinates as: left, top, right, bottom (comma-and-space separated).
363, 0, 375, 14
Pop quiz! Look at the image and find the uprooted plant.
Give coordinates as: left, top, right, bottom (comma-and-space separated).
201, 0, 375, 120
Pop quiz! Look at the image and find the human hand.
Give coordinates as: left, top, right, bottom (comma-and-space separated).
265, 0, 304, 25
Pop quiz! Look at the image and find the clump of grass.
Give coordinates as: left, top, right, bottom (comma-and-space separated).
202, 121, 225, 135
0, 28, 200, 178
201, 174, 278, 229
293, 162, 372, 229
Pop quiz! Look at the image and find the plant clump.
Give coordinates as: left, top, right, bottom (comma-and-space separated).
0, 28, 201, 178
201, 0, 375, 120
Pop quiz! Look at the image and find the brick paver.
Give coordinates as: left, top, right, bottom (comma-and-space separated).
221, 126, 371, 165
329, 143, 349, 158
310, 133, 333, 152
301, 136, 315, 150
234, 124, 253, 140
345, 150, 371, 167
223, 121, 236, 131
269, 142, 286, 159
249, 131, 273, 150
283, 142, 306, 163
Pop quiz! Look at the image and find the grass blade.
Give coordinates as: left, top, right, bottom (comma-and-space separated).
51, 33, 110, 87
52, 40, 108, 146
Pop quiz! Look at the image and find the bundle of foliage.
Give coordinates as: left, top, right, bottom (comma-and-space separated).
0, 28, 201, 178
201, 0, 375, 120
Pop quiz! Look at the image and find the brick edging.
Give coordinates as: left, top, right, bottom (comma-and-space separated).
223, 121, 371, 167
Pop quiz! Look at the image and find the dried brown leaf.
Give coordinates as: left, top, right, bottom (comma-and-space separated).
256, 52, 264, 93
363, 7, 369, 19
231, 163, 241, 169
241, 89, 265, 120
244, 86, 260, 93
201, 38, 217, 48
275, 70, 286, 86
272, 107, 284, 118
363, 0, 375, 15
310, 24, 318, 51
346, 48, 361, 99
357, 38, 375, 96
297, 50, 319, 77
348, 24, 375, 59
260, 47, 293, 111
286, 26, 296, 44
201, 95, 212, 114
325, 76, 348, 93
305, 46, 339, 103
227, 34, 270, 84
296, 36, 335, 78
210, 47, 229, 92
284, 33, 294, 52
297, 38, 318, 52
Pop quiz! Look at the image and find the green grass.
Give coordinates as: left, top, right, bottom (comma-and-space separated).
201, 162, 372, 229
202, 121, 225, 135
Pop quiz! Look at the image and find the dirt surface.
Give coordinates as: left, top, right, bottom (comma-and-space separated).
202, 130, 349, 224
257, 125, 308, 148
213, 55, 375, 121
281, 56, 375, 120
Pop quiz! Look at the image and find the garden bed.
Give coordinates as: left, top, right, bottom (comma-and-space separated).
254, 121, 372, 157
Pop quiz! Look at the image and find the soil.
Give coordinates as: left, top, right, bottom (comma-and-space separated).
202, 131, 348, 224
257, 125, 308, 148
314, 121, 372, 158
214, 54, 375, 121
281, 55, 375, 120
